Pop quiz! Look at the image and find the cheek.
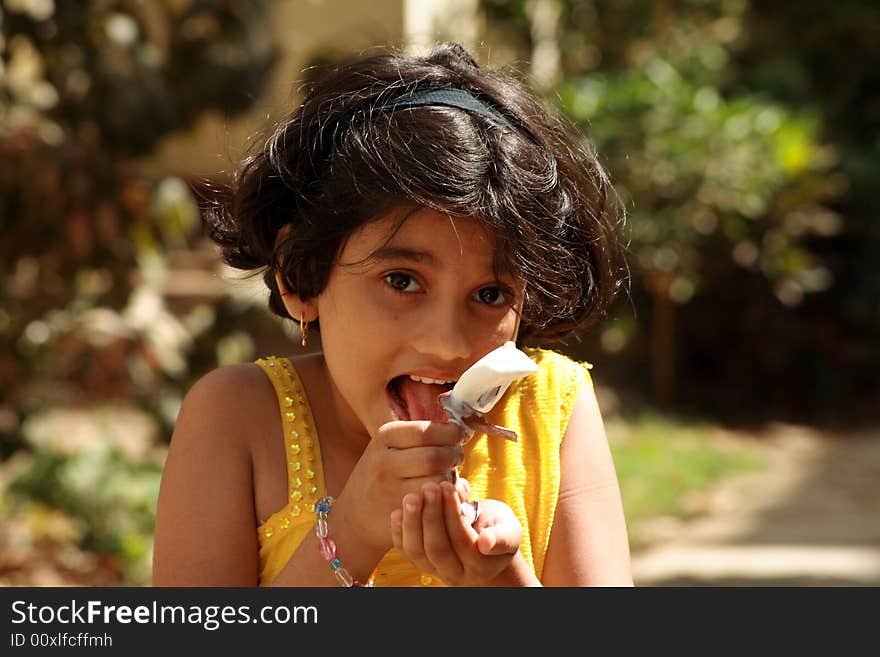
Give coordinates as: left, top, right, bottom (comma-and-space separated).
495, 308, 521, 337
319, 282, 380, 332
321, 302, 396, 366
471, 312, 519, 351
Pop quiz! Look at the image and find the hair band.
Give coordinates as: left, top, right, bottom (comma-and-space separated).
372, 88, 512, 129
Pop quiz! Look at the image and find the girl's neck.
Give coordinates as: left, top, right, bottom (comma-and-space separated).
296, 352, 372, 456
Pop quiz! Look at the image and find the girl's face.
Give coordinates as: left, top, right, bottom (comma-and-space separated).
312, 207, 523, 443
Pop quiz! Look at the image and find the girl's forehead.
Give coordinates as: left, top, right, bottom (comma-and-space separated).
341, 208, 497, 264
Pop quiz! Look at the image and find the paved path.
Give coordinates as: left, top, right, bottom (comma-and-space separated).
630, 423, 880, 586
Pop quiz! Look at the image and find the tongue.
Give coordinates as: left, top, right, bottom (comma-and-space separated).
398, 378, 451, 422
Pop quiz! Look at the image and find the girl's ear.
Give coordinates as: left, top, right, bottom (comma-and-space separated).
274, 269, 318, 323
274, 224, 318, 322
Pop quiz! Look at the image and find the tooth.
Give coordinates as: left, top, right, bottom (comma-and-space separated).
409, 375, 455, 385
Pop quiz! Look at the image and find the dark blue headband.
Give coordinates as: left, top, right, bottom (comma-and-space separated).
371, 88, 512, 129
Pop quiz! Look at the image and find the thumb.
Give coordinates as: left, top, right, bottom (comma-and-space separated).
476, 526, 517, 556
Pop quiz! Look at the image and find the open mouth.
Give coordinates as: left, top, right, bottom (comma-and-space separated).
387, 375, 456, 422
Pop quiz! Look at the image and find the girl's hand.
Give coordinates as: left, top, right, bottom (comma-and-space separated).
334, 421, 468, 553
390, 482, 523, 586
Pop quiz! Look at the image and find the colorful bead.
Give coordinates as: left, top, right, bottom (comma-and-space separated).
314, 496, 373, 588
316, 516, 328, 538
334, 567, 354, 587
319, 537, 336, 561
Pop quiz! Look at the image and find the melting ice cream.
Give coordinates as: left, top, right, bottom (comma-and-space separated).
439, 341, 538, 442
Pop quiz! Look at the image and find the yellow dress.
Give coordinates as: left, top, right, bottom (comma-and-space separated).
254, 347, 593, 586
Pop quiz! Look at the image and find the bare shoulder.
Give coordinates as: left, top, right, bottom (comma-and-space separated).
163, 361, 281, 502
542, 380, 633, 586
179, 363, 277, 433
152, 363, 278, 585
556, 380, 623, 503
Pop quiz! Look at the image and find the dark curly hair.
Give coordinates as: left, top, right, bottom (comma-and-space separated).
209, 42, 627, 344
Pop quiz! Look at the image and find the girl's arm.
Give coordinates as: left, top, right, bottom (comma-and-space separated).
540, 380, 634, 586
152, 365, 453, 587
152, 366, 263, 585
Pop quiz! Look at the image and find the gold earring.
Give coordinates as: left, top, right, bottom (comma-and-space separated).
300, 312, 309, 348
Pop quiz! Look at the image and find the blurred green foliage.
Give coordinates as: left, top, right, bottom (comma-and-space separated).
1, 0, 277, 584
484, 0, 880, 423
9, 409, 164, 583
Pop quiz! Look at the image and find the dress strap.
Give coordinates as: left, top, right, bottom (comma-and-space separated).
254, 356, 326, 520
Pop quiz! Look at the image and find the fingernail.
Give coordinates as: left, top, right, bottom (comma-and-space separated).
405, 498, 418, 512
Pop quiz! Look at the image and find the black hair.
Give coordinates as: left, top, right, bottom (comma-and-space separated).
209, 42, 627, 343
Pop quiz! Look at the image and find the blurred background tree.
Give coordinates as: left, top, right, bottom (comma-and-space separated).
1, 0, 277, 584
484, 0, 880, 424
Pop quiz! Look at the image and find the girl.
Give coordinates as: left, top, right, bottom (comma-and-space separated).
152, 43, 632, 587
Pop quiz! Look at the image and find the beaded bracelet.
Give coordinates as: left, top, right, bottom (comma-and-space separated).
315, 496, 374, 587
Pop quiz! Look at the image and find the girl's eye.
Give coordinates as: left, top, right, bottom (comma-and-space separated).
384, 272, 422, 293
473, 286, 510, 307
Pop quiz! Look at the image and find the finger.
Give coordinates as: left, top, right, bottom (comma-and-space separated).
441, 482, 478, 557
389, 445, 464, 479
379, 420, 465, 449
390, 507, 403, 553
421, 483, 463, 583
400, 493, 433, 574
400, 470, 463, 500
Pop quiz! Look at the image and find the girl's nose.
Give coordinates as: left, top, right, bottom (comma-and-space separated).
411, 303, 472, 362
